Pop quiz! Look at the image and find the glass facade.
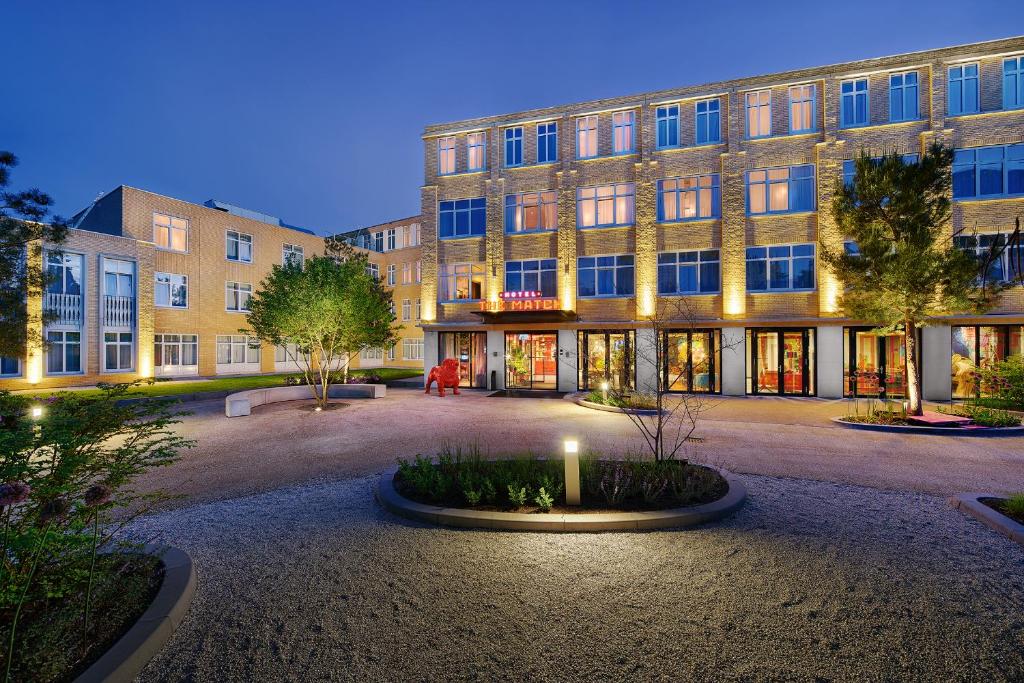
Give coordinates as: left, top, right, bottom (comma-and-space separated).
578, 330, 634, 392
746, 328, 815, 396
951, 325, 1024, 398
505, 333, 557, 390
439, 332, 487, 388
665, 330, 720, 394
843, 328, 907, 398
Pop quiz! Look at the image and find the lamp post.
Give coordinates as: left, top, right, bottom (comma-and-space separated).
563, 439, 580, 506
600, 380, 609, 403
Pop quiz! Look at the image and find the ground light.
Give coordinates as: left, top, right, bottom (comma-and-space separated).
30, 405, 44, 419
563, 439, 580, 505
600, 381, 609, 402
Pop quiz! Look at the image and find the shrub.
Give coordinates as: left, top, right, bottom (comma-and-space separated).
977, 356, 1024, 409
533, 488, 554, 512
507, 484, 529, 508
940, 404, 1021, 427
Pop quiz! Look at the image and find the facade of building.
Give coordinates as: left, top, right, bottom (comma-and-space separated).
419, 36, 1024, 399
338, 217, 425, 370
0, 185, 417, 391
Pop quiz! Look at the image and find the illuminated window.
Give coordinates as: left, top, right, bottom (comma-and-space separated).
415, 298, 421, 318
467, 132, 486, 171
952, 144, 1024, 198
402, 262, 412, 284
948, 64, 979, 115
746, 165, 815, 214
746, 244, 815, 291
1005, 58, 1024, 110
576, 116, 598, 158
889, 72, 919, 122
577, 255, 634, 297
745, 90, 771, 138
438, 198, 486, 238
437, 136, 456, 175
658, 175, 720, 222
438, 263, 485, 301
504, 127, 523, 167
505, 191, 557, 233
840, 78, 869, 127
415, 260, 421, 283
225, 281, 252, 312
656, 105, 679, 148
658, 250, 720, 294
154, 272, 187, 308
788, 85, 815, 133
577, 183, 634, 228
695, 98, 721, 144
505, 259, 557, 297
537, 122, 558, 163
612, 111, 634, 154
226, 230, 252, 263
153, 213, 188, 252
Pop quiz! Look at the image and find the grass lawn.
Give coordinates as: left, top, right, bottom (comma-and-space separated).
14, 368, 422, 399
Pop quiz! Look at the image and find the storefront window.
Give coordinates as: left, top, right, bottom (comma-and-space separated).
843, 328, 907, 398
439, 332, 487, 388
665, 330, 720, 393
745, 328, 815, 396
505, 333, 557, 390
578, 331, 634, 392
952, 325, 1024, 398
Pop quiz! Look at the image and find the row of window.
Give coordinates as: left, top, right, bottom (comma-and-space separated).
354, 223, 422, 252
360, 338, 425, 362
154, 212, 307, 264
436, 244, 817, 302
383, 261, 423, 286
435, 59, 1024, 174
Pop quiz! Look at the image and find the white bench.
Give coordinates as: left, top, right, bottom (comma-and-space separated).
225, 384, 386, 417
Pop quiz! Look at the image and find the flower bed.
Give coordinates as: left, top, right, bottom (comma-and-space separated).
983, 493, 1024, 526
394, 447, 728, 513
583, 390, 660, 411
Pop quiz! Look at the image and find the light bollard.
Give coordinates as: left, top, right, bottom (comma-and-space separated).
564, 439, 580, 506
600, 381, 609, 403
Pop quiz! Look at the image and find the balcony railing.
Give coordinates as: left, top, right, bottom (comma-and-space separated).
103, 295, 135, 328
44, 292, 82, 327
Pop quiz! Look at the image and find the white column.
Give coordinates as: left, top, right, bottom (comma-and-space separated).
922, 325, 952, 402
720, 326, 746, 396
486, 329, 505, 390
636, 327, 658, 394
421, 329, 438, 387
816, 325, 844, 399
557, 329, 577, 392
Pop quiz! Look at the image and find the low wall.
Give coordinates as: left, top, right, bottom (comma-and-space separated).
225, 384, 385, 417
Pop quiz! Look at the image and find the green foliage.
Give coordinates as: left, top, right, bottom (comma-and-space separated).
585, 390, 658, 410
0, 151, 68, 359
975, 356, 1024, 409
533, 488, 554, 512
940, 403, 1021, 427
999, 493, 1024, 520
0, 382, 193, 674
243, 243, 400, 406
507, 484, 529, 508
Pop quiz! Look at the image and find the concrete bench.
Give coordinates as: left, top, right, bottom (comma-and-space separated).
225, 383, 386, 417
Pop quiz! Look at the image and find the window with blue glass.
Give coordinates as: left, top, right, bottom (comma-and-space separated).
505, 259, 557, 297
840, 79, 869, 127
504, 127, 523, 167
842, 154, 919, 187
0, 356, 19, 377
746, 244, 815, 292
1005, 58, 1024, 110
695, 99, 721, 144
658, 175, 720, 221
889, 71, 919, 122
656, 105, 679, 148
948, 64, 979, 115
658, 250, 720, 295
746, 165, 815, 214
578, 255, 634, 297
505, 191, 557, 233
955, 232, 1023, 284
438, 198, 487, 239
537, 122, 558, 163
952, 144, 1024, 199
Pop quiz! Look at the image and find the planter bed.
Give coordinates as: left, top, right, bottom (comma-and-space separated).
949, 494, 1024, 547
570, 393, 660, 416
832, 417, 1024, 436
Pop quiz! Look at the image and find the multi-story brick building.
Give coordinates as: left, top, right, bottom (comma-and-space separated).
338, 216, 425, 370
419, 36, 1024, 400
0, 185, 422, 391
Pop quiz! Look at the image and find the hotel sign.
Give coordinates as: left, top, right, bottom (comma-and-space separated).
478, 290, 560, 313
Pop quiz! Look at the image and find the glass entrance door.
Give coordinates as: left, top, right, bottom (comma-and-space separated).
844, 329, 907, 398
439, 332, 487, 388
579, 330, 634, 391
505, 333, 557, 390
748, 329, 814, 396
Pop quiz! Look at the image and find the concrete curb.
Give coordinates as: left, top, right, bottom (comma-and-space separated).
572, 395, 660, 416
375, 466, 746, 532
948, 493, 1024, 547
831, 417, 1024, 437
75, 544, 196, 683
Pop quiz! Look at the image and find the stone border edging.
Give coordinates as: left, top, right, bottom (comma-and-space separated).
570, 394, 660, 416
75, 544, 196, 683
949, 493, 1024, 547
375, 466, 746, 532
831, 416, 1024, 437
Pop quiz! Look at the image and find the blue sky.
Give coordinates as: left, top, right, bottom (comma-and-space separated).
3, 1, 1022, 234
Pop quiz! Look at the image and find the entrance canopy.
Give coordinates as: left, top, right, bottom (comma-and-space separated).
471, 309, 577, 324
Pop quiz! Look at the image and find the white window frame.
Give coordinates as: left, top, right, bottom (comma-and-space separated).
415, 298, 421, 319
153, 212, 188, 252
154, 272, 188, 309
45, 329, 82, 375
387, 264, 396, 286
216, 334, 260, 366
402, 298, 411, 321
402, 262, 412, 284
225, 281, 252, 312
103, 331, 134, 373
403, 338, 424, 361
226, 230, 253, 263
154, 333, 198, 375
283, 243, 304, 267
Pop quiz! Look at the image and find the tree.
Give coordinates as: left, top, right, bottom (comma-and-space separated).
244, 241, 399, 408
821, 143, 1001, 415
0, 152, 68, 359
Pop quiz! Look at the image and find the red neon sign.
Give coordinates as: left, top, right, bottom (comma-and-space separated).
499, 290, 542, 300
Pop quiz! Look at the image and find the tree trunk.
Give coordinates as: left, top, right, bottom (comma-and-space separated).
904, 321, 923, 416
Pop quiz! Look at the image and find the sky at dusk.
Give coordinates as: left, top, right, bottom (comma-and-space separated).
3, 1, 1023, 234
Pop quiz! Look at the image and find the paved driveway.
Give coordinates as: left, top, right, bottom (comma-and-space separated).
137, 388, 1024, 511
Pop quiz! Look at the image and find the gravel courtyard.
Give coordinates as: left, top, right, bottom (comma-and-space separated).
131, 473, 1024, 682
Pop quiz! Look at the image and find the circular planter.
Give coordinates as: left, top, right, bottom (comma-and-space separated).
75, 544, 196, 683
375, 466, 746, 532
570, 394, 660, 416
949, 493, 1024, 547
832, 417, 1024, 437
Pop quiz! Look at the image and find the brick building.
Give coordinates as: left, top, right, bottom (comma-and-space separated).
0, 185, 423, 391
419, 36, 1024, 399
